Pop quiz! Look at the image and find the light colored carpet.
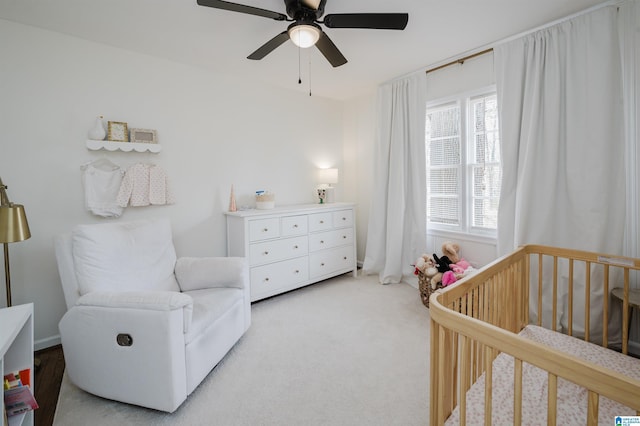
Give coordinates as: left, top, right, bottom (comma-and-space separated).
53, 273, 430, 425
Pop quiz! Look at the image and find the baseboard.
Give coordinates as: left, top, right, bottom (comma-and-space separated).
35, 334, 61, 351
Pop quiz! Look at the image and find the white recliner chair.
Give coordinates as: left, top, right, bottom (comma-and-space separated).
54, 218, 251, 412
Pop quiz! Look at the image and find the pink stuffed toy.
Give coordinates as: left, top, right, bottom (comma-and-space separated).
442, 271, 457, 286
450, 259, 471, 275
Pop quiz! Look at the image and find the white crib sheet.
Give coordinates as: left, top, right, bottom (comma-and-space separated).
445, 325, 640, 425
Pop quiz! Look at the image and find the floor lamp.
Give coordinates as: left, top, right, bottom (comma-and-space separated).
0, 177, 31, 307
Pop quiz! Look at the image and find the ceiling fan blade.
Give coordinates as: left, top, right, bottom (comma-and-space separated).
197, 0, 287, 21
323, 13, 408, 30
315, 31, 347, 68
247, 31, 290, 60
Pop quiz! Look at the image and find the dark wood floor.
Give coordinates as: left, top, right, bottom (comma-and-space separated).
34, 345, 65, 426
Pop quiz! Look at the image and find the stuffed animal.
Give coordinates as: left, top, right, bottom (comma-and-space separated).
442, 271, 457, 286
441, 242, 461, 264
414, 254, 442, 290
450, 259, 471, 276
433, 253, 452, 273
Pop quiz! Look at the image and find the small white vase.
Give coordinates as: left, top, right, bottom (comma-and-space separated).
88, 115, 106, 140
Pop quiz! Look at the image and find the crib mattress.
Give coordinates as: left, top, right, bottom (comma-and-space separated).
445, 325, 640, 425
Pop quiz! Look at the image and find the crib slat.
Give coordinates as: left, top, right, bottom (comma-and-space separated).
548, 373, 557, 426
523, 254, 530, 329
537, 254, 542, 326
603, 264, 609, 347
568, 259, 574, 336
460, 335, 470, 426
552, 256, 558, 331
584, 261, 591, 342
484, 346, 493, 426
514, 358, 523, 426
430, 320, 439, 426
587, 391, 598, 426
623, 269, 630, 355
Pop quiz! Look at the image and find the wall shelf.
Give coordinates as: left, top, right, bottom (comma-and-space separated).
86, 139, 161, 153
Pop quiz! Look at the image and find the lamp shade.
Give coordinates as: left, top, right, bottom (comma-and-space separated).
318, 168, 339, 185
0, 204, 31, 243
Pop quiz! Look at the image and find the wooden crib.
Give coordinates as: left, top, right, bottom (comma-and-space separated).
429, 245, 640, 425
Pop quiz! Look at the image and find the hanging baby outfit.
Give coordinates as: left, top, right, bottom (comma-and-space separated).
81, 158, 124, 218
117, 163, 175, 207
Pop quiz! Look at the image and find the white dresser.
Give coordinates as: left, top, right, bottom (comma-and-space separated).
225, 203, 357, 302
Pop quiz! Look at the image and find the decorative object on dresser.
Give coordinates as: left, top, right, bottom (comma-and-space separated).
228, 184, 237, 212
226, 203, 357, 302
317, 168, 338, 203
255, 191, 275, 210
53, 218, 251, 412
0, 178, 31, 307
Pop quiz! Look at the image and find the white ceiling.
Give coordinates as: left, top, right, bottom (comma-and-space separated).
0, 0, 608, 100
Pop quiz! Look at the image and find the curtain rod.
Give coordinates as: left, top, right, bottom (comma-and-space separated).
425, 48, 493, 74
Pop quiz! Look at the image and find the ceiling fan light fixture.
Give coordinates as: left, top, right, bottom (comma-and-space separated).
288, 24, 321, 48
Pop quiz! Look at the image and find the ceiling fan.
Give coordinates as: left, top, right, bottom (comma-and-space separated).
196, 0, 409, 67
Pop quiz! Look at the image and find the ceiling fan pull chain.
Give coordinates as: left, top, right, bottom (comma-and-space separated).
309, 51, 312, 97
298, 44, 302, 84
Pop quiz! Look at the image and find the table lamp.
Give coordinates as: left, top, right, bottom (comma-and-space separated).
317, 168, 338, 204
0, 178, 31, 307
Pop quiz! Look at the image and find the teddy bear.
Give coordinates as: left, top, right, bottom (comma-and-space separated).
414, 254, 442, 290
441, 242, 460, 264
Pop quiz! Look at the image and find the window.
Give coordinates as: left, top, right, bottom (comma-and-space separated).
425, 88, 501, 235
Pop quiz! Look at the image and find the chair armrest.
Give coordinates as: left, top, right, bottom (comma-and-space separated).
76, 291, 193, 333
175, 257, 248, 292
77, 290, 193, 311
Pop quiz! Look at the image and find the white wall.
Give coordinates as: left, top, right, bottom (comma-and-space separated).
0, 19, 345, 349
342, 93, 376, 262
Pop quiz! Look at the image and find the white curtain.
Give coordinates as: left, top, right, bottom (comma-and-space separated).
620, 0, 640, 261
620, 0, 640, 343
494, 6, 624, 337
362, 72, 427, 284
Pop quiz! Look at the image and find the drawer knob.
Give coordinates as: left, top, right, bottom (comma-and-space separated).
321, 263, 325, 266
263, 228, 268, 232
342, 235, 347, 239
343, 256, 347, 260
294, 245, 299, 249
342, 217, 346, 221
320, 220, 324, 224
264, 277, 270, 282
263, 251, 269, 255
320, 240, 324, 244
294, 224, 298, 228
295, 270, 300, 274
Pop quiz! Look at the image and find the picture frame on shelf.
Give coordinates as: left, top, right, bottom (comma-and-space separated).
107, 121, 129, 142
130, 128, 157, 144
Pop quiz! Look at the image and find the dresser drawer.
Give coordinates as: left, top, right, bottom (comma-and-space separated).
249, 236, 308, 266
308, 212, 333, 232
281, 215, 308, 237
309, 246, 354, 278
250, 257, 309, 299
332, 209, 353, 228
308, 228, 354, 252
249, 218, 280, 242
